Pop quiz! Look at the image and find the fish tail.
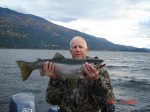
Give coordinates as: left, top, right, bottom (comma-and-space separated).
16, 61, 33, 81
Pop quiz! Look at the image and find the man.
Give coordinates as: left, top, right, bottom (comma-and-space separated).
44, 36, 115, 112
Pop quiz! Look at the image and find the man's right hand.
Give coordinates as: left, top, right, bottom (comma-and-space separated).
44, 61, 56, 79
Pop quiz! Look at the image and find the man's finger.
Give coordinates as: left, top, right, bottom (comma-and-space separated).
49, 62, 53, 70
52, 64, 55, 73
83, 64, 88, 73
88, 64, 98, 74
85, 62, 92, 73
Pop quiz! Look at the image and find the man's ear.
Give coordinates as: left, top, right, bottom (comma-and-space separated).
69, 49, 73, 55
69, 49, 71, 53
86, 48, 89, 52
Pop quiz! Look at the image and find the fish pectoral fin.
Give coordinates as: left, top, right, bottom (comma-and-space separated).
79, 72, 86, 79
40, 69, 45, 77
80, 75, 85, 79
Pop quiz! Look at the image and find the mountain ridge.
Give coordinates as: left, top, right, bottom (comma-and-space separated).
0, 7, 149, 52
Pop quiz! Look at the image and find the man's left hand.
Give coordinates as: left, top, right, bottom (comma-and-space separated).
83, 62, 99, 81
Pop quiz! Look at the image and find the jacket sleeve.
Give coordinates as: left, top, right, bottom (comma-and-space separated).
45, 78, 63, 105
88, 68, 115, 105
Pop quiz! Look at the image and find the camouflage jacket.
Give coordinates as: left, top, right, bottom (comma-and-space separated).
45, 64, 115, 112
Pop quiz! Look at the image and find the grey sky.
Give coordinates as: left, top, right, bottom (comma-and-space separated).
0, 0, 150, 48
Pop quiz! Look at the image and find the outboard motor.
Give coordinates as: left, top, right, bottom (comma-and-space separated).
9, 93, 36, 112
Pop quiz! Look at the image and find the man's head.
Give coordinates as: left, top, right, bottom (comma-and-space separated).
70, 36, 88, 59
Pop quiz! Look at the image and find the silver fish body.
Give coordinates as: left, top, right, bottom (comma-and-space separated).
54, 62, 84, 79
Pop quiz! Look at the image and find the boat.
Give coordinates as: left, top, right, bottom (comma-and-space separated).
9, 92, 58, 112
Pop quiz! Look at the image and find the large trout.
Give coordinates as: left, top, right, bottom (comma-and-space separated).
16, 52, 103, 81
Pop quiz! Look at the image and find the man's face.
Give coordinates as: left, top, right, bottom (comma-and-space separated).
70, 39, 88, 59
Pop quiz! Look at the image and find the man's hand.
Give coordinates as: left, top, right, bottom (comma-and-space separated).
44, 61, 56, 79
83, 62, 99, 81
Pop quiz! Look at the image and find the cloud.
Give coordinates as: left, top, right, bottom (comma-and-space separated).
2, 0, 149, 22
137, 19, 150, 39
48, 16, 77, 23
0, 0, 150, 48
139, 19, 150, 29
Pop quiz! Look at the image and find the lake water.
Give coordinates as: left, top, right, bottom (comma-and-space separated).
0, 49, 150, 112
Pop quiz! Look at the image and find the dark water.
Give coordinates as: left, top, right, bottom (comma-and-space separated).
0, 49, 150, 112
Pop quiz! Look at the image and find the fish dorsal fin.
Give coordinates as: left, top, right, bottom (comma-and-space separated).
36, 58, 42, 61
53, 52, 65, 59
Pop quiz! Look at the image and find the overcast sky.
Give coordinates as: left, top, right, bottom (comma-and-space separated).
1, 0, 150, 48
